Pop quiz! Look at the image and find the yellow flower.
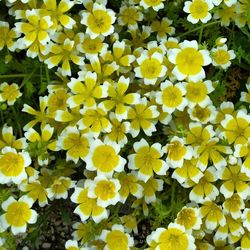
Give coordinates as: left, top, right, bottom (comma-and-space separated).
47, 176, 75, 200
128, 138, 168, 182
58, 126, 91, 164
148, 223, 195, 250
0, 82, 22, 106
214, 215, 244, 242
102, 40, 136, 74
45, 39, 84, 76
214, 4, 236, 26
121, 215, 138, 234
77, 105, 111, 137
81, 3, 116, 39
47, 87, 69, 116
212, 101, 235, 125
222, 194, 245, 219
172, 158, 203, 185
100, 224, 134, 250
24, 124, 58, 166
168, 40, 211, 81
151, 18, 175, 41
22, 96, 49, 131
77, 34, 108, 59
85, 139, 126, 177
67, 71, 108, 108
156, 80, 187, 114
189, 167, 219, 202
127, 97, 159, 137
0, 21, 19, 51
183, 0, 214, 24
41, 0, 76, 30
19, 180, 49, 207
140, 0, 165, 11
104, 113, 130, 147
175, 207, 202, 231
241, 230, 250, 250
163, 136, 193, 168
0, 124, 27, 150
0, 196, 37, 235
0, 147, 31, 184
118, 5, 143, 30
86, 176, 121, 207
118, 172, 143, 203
188, 104, 217, 124
71, 187, 108, 223
220, 110, 250, 145
211, 45, 235, 69
141, 178, 163, 204
196, 137, 232, 170
186, 122, 215, 147
134, 51, 167, 85
15, 9, 53, 57
102, 76, 140, 120
184, 80, 214, 108
218, 160, 250, 198
200, 199, 226, 230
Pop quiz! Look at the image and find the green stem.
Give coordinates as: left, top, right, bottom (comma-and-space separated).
179, 20, 221, 38
198, 26, 203, 44
0, 74, 27, 79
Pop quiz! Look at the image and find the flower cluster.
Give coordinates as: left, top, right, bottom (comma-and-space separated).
0, 0, 249, 249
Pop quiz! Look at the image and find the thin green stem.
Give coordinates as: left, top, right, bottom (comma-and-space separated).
198, 26, 203, 44
179, 20, 221, 38
45, 64, 51, 84
0, 74, 27, 79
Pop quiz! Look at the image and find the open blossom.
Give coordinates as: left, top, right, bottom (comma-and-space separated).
0, 82, 22, 105
128, 138, 168, 182
0, 147, 31, 184
211, 45, 236, 69
100, 224, 134, 250
0, 196, 38, 235
81, 3, 116, 39
184, 0, 214, 24
84, 139, 126, 177
139, 0, 165, 11
147, 223, 195, 250
168, 40, 211, 81
134, 51, 167, 85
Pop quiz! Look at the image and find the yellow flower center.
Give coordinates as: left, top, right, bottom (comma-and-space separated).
121, 8, 138, 24
192, 105, 211, 121
0, 152, 24, 177
6, 201, 32, 227
176, 208, 197, 229
92, 145, 119, 172
167, 141, 187, 161
140, 58, 162, 79
213, 49, 230, 65
176, 48, 204, 75
158, 228, 189, 250
186, 81, 207, 103
162, 86, 183, 108
94, 180, 116, 200
189, 0, 209, 19
82, 37, 103, 54
88, 10, 112, 34
106, 230, 128, 250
